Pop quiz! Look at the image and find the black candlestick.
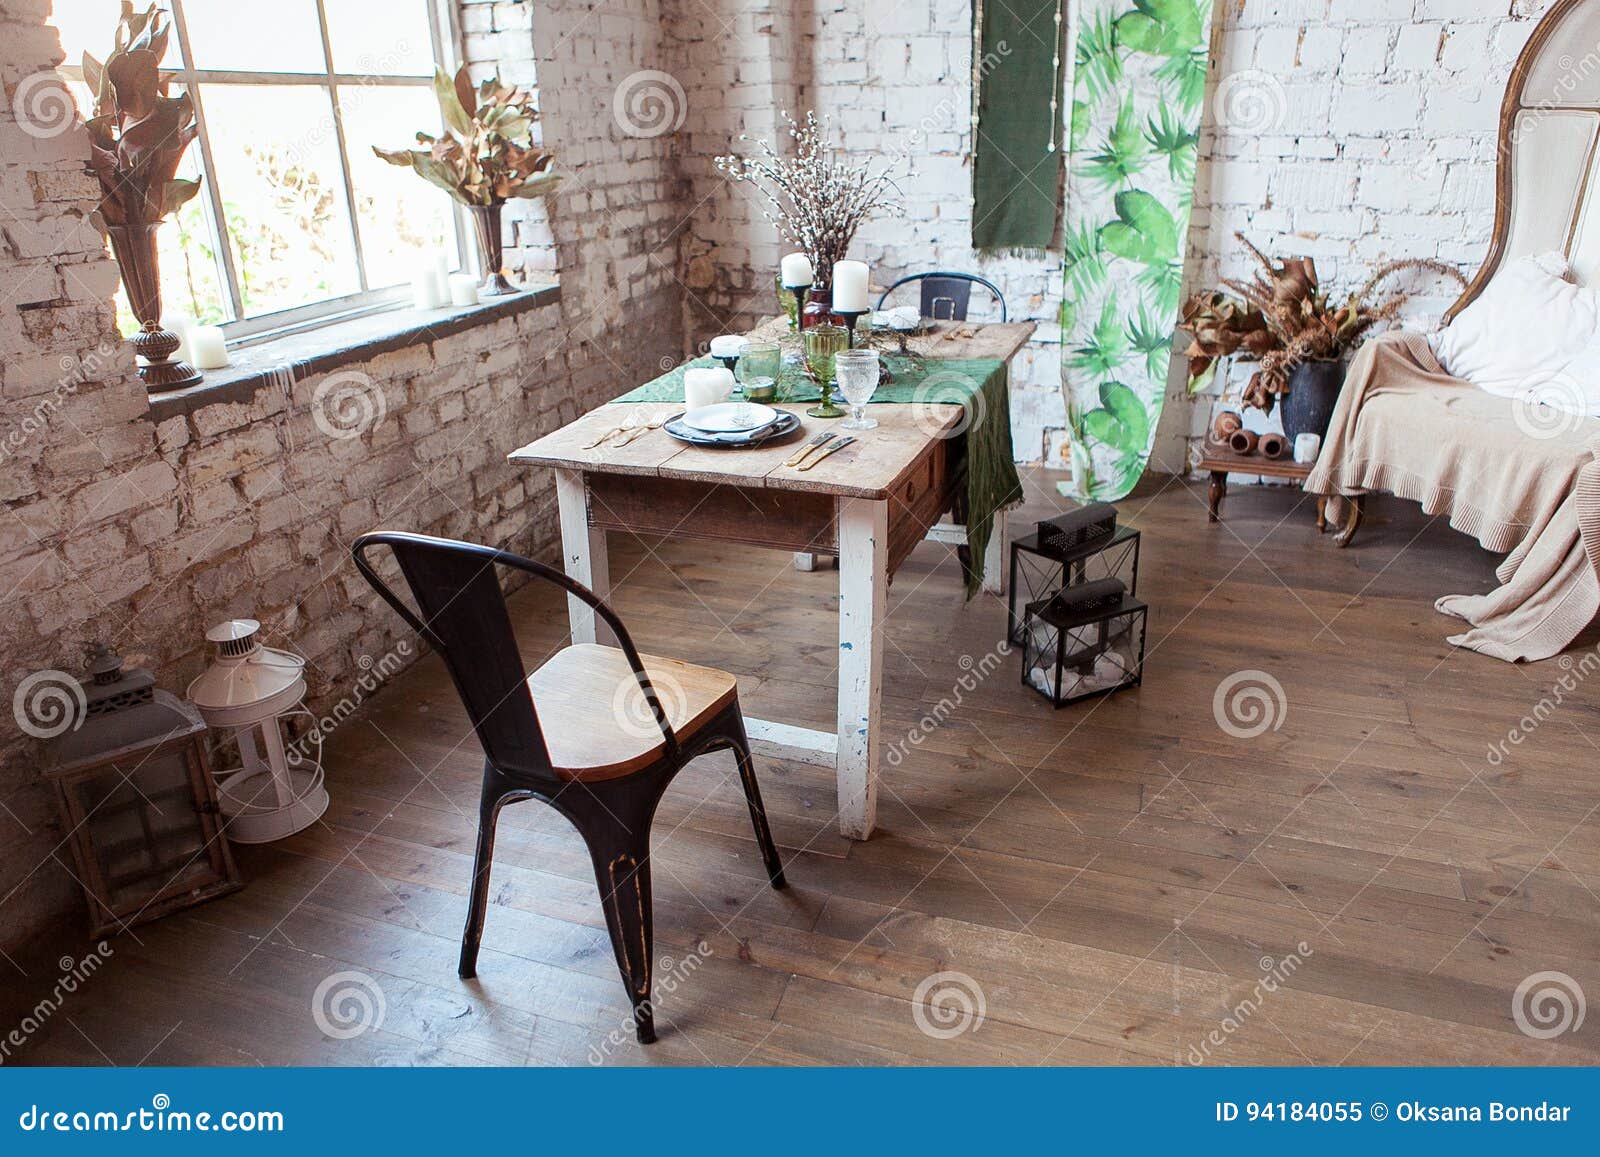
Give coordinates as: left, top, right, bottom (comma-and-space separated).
787, 282, 811, 330
833, 309, 867, 346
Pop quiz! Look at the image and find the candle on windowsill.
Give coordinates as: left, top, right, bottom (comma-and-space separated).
683, 366, 734, 411
412, 263, 445, 309
167, 314, 196, 365
432, 253, 450, 304
780, 252, 813, 288
448, 273, 480, 307
189, 325, 229, 370
831, 260, 870, 313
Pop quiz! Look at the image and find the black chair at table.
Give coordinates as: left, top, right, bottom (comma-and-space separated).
876, 271, 1009, 322
352, 531, 787, 1044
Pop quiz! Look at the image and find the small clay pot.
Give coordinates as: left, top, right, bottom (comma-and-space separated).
1228, 429, 1259, 455
1258, 432, 1288, 459
1210, 410, 1243, 444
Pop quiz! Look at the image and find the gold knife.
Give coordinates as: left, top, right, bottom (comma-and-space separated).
798, 436, 856, 471
783, 432, 835, 468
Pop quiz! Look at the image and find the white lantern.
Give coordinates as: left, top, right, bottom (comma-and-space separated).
186, 619, 329, 843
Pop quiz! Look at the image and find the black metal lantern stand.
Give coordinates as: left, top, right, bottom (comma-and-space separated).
1008, 524, 1141, 645
1020, 579, 1148, 707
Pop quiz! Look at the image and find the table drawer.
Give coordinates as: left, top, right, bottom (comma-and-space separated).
586, 474, 838, 553
886, 438, 953, 577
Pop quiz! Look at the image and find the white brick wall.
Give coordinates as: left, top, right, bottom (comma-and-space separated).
0, 0, 686, 949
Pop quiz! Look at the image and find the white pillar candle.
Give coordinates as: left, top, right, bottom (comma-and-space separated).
167, 314, 195, 364
413, 265, 443, 309
780, 252, 813, 288
832, 260, 870, 312
448, 273, 480, 307
683, 366, 735, 410
1293, 433, 1322, 464
708, 335, 747, 359
432, 253, 450, 303
189, 325, 229, 371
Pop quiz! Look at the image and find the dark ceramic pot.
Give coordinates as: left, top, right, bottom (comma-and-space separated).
1280, 358, 1346, 442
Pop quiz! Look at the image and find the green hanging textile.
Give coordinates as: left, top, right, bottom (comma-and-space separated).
971, 0, 1065, 252
1059, 0, 1215, 501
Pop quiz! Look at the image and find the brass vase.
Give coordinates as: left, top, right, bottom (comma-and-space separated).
105, 222, 202, 392
468, 202, 518, 297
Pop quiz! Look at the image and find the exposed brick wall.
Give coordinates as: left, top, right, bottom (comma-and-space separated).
1160, 0, 1551, 470
0, 0, 686, 949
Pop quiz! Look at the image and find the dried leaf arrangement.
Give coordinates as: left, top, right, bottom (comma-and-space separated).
83, 2, 203, 391
373, 66, 559, 207
715, 111, 908, 290
1180, 234, 1465, 412
375, 65, 560, 295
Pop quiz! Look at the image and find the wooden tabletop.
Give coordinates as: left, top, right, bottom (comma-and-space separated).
1197, 444, 1312, 480
510, 319, 1037, 501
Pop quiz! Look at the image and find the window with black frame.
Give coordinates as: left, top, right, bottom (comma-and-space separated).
55, 0, 467, 342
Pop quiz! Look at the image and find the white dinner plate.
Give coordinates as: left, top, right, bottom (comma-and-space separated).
680, 402, 778, 433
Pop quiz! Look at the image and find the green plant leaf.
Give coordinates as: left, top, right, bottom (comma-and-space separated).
1063, 222, 1107, 297
1100, 380, 1151, 450
1076, 11, 1123, 103
1100, 189, 1179, 267
1079, 94, 1149, 190
433, 67, 473, 137
1116, 0, 1205, 58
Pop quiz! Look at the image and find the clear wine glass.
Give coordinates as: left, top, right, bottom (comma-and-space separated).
834, 349, 880, 430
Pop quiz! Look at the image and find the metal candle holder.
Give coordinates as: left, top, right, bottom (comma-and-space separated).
833, 309, 867, 346
786, 282, 813, 330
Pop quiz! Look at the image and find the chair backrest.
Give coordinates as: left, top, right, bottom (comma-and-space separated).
351, 532, 676, 777
1450, 0, 1600, 320
876, 271, 1009, 322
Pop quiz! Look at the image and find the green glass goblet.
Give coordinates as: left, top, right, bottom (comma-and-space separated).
803, 324, 849, 419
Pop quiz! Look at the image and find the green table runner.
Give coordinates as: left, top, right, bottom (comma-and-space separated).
614, 354, 1022, 598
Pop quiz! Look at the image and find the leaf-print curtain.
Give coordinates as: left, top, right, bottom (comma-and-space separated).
1060, 0, 1215, 500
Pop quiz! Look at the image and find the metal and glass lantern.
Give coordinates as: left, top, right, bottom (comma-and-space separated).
42, 645, 242, 938
186, 619, 329, 843
1020, 579, 1147, 708
1009, 525, 1141, 645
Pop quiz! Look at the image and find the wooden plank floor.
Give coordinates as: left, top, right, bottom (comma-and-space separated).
6, 469, 1598, 1066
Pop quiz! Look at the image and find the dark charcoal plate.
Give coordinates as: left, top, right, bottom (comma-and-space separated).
662, 409, 802, 448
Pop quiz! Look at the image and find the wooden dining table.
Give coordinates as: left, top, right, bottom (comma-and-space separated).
509, 318, 1036, 839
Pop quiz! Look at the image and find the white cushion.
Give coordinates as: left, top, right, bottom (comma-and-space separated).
1430, 252, 1600, 415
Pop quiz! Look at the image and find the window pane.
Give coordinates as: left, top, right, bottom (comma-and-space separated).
339, 87, 459, 289
324, 0, 435, 76
54, 0, 179, 72
199, 85, 360, 318
180, 0, 326, 73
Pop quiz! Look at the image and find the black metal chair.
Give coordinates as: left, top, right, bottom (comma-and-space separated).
351, 531, 786, 1044
876, 271, 1008, 322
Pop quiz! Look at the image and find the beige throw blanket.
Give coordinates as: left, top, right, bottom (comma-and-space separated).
1303, 331, 1600, 661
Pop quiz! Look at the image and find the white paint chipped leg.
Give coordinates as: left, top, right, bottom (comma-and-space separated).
982, 508, 1007, 595
835, 496, 888, 840
555, 468, 610, 645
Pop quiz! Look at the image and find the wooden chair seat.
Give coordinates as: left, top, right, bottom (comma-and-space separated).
527, 643, 738, 781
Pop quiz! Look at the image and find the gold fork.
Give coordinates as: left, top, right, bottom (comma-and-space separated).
783, 432, 836, 468
613, 414, 668, 447
582, 411, 642, 449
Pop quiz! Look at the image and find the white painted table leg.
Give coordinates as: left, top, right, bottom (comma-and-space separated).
554, 468, 609, 645
836, 496, 887, 840
983, 507, 1007, 595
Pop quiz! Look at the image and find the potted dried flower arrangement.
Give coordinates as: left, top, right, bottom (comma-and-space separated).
1180, 235, 1464, 440
375, 66, 560, 296
715, 111, 908, 315
84, 2, 203, 391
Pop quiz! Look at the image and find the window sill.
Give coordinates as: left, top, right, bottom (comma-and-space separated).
147, 283, 562, 423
